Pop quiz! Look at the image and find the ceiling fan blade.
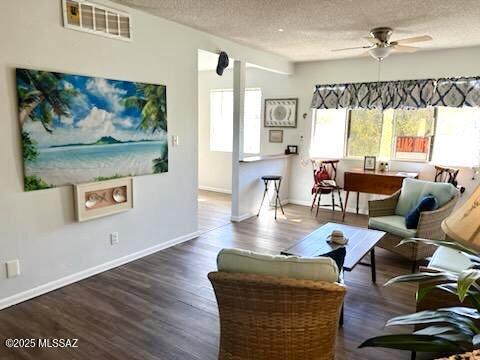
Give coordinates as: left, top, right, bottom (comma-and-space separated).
393, 35, 432, 45
392, 44, 418, 53
331, 45, 371, 52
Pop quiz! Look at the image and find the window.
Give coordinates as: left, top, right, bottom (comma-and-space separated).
391, 108, 435, 161
310, 109, 346, 158
311, 107, 479, 166
210, 90, 233, 152
345, 109, 435, 161
346, 109, 384, 158
210, 89, 261, 153
432, 107, 480, 167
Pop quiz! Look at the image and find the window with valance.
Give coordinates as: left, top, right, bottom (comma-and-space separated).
309, 77, 480, 167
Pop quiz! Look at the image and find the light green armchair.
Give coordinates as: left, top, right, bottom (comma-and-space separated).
368, 178, 459, 271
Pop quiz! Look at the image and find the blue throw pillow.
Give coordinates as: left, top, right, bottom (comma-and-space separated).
405, 195, 438, 229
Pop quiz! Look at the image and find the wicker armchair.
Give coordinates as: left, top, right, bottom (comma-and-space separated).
368, 190, 459, 271
208, 271, 346, 360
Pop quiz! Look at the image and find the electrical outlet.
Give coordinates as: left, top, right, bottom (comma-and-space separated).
110, 232, 119, 245
6, 260, 20, 278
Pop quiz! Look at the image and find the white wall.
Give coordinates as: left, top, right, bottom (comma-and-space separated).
0, 0, 291, 307
288, 47, 480, 211
198, 68, 298, 193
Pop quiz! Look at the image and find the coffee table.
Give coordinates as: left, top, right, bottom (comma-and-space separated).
281, 222, 386, 283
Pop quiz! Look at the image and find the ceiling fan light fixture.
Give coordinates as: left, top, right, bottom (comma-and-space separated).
368, 46, 393, 61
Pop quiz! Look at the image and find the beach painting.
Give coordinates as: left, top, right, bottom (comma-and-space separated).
16, 68, 168, 191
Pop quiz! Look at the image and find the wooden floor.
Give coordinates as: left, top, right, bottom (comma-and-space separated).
0, 192, 419, 360
197, 190, 231, 233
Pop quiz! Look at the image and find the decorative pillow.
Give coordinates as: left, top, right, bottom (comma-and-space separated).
312, 168, 331, 194
405, 195, 438, 229
320, 247, 346, 271
217, 248, 339, 283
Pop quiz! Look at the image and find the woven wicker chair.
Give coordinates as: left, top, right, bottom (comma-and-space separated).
368, 190, 459, 271
208, 271, 346, 360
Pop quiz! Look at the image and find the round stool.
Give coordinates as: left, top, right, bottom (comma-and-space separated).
257, 175, 285, 220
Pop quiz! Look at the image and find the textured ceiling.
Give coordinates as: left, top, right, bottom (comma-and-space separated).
112, 0, 480, 62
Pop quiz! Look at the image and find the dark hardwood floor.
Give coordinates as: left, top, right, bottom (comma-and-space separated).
0, 193, 419, 360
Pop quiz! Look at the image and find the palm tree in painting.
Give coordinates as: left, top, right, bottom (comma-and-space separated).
152, 146, 168, 174
16, 69, 78, 133
123, 83, 167, 134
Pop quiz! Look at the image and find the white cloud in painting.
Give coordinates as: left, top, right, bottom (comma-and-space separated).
77, 107, 115, 134
86, 78, 127, 113
115, 117, 134, 128
60, 116, 74, 126
23, 108, 166, 149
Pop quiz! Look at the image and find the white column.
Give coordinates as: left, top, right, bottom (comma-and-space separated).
231, 60, 246, 221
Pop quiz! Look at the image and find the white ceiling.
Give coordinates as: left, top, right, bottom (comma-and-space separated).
112, 0, 480, 62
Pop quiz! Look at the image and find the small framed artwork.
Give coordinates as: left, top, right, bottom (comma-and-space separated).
264, 98, 298, 128
74, 177, 133, 222
286, 145, 298, 154
364, 156, 377, 171
269, 129, 283, 143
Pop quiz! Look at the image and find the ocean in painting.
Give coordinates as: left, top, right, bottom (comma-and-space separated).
16, 68, 168, 191
26, 141, 167, 185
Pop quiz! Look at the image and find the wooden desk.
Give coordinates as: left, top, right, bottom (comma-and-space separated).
342, 169, 418, 220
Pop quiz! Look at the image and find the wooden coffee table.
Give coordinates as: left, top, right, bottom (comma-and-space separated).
281, 222, 386, 283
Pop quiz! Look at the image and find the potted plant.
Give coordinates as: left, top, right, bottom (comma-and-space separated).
359, 236, 480, 357
360, 185, 480, 357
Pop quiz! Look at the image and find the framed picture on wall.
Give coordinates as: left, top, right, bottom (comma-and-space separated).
264, 98, 298, 128
286, 145, 298, 154
269, 129, 283, 143
364, 156, 377, 171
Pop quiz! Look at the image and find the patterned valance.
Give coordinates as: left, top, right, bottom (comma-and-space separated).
432, 77, 480, 107
311, 77, 480, 110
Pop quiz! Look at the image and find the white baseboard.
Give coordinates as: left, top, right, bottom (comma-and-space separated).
231, 212, 255, 222
199, 185, 232, 194
288, 198, 311, 207
266, 199, 289, 207
0, 231, 202, 311
288, 199, 368, 215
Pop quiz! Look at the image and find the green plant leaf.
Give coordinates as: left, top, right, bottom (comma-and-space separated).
438, 307, 480, 320
386, 310, 476, 332
458, 269, 480, 302
400, 238, 479, 256
414, 325, 461, 336
385, 272, 456, 287
473, 334, 480, 346
413, 324, 473, 343
358, 334, 460, 352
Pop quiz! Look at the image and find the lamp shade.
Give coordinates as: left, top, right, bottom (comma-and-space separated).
442, 185, 480, 251
368, 46, 393, 61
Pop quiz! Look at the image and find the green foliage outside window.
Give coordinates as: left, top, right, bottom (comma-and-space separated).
346, 108, 435, 159
347, 110, 383, 157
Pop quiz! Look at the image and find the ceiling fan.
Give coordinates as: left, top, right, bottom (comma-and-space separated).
332, 27, 433, 61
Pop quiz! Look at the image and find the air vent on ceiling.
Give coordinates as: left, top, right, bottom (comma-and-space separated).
62, 0, 132, 41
